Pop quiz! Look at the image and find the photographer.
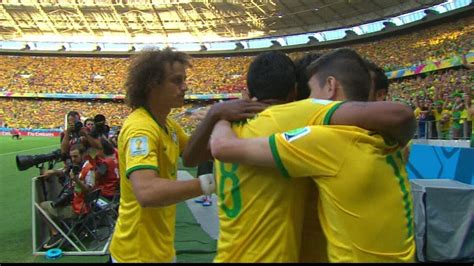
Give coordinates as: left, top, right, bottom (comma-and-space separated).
60, 111, 81, 153
11, 127, 22, 140
95, 139, 119, 200
60, 111, 103, 159
90, 114, 110, 140
39, 144, 96, 250
84, 118, 95, 132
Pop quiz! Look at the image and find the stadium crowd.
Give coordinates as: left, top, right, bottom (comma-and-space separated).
352, 14, 473, 71
0, 98, 209, 134
0, 15, 472, 139
0, 98, 130, 129
0, 16, 472, 95
389, 68, 472, 139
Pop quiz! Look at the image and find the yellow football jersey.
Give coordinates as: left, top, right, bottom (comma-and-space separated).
110, 107, 189, 262
440, 109, 452, 132
414, 107, 421, 119
270, 125, 415, 262
298, 184, 328, 263
214, 98, 341, 262
432, 109, 442, 122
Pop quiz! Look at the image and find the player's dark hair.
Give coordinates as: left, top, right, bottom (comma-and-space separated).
364, 59, 389, 93
247, 51, 296, 101
307, 48, 371, 101
294, 53, 322, 100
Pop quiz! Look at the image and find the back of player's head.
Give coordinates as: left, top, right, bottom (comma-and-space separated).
364, 59, 389, 93
307, 48, 371, 101
294, 53, 322, 100
247, 51, 296, 101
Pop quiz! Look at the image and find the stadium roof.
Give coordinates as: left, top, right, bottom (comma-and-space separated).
0, 0, 446, 44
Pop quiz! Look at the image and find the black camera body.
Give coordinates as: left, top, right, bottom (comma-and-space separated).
91, 114, 109, 138
51, 163, 82, 208
92, 122, 106, 135
51, 187, 74, 208
71, 121, 83, 138
71, 165, 82, 175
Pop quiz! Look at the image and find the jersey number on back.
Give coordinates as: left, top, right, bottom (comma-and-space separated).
219, 163, 242, 218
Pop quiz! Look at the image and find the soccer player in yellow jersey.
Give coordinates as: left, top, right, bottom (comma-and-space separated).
213, 51, 329, 262
211, 49, 416, 262
109, 48, 265, 262
365, 58, 415, 162
212, 123, 415, 263
210, 49, 416, 262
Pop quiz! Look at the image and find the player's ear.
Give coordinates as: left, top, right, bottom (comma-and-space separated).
326, 76, 337, 100
241, 89, 251, 100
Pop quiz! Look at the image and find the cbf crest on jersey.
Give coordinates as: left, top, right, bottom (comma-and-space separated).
130, 136, 149, 156
282, 127, 311, 143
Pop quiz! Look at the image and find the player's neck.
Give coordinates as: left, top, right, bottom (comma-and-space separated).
258, 98, 290, 105
146, 106, 170, 128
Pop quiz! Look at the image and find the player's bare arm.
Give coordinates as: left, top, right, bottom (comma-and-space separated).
210, 120, 274, 167
129, 169, 204, 207
211, 101, 416, 166
181, 99, 267, 167
331, 101, 416, 147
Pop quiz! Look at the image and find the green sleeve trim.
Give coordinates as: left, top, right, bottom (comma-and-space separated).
269, 135, 290, 179
125, 165, 158, 179
323, 101, 346, 125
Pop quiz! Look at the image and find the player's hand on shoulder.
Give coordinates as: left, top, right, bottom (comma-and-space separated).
210, 99, 267, 122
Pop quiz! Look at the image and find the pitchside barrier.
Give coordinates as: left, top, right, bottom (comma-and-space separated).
407, 142, 473, 185
407, 143, 474, 262
31, 175, 112, 256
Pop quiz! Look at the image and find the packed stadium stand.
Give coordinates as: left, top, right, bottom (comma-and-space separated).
0, 15, 472, 95
0, 14, 472, 139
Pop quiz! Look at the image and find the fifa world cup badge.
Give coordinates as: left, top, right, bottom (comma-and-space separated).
130, 136, 149, 156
